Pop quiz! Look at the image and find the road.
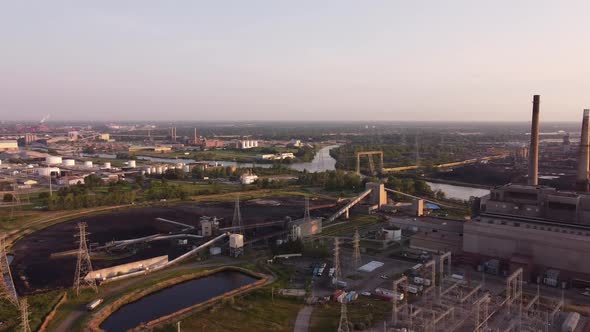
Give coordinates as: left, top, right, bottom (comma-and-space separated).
293, 306, 313, 332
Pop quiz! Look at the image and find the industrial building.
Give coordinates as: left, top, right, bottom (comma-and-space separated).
256, 152, 295, 161
0, 140, 18, 152
464, 96, 590, 282
236, 140, 259, 149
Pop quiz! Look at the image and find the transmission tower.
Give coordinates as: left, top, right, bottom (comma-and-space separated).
0, 237, 18, 306
304, 196, 311, 222
19, 298, 31, 332
337, 303, 351, 332
232, 195, 243, 235
352, 229, 361, 270
73, 222, 97, 296
333, 237, 342, 280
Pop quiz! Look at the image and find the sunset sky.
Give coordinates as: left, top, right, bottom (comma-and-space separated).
1, 1, 589, 121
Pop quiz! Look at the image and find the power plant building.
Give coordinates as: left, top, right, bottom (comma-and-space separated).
463, 97, 590, 281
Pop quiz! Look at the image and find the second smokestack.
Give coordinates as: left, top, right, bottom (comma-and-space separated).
577, 109, 590, 191
528, 95, 540, 186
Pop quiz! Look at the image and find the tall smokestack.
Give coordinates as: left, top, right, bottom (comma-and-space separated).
194, 128, 197, 144
577, 109, 590, 191
528, 95, 540, 186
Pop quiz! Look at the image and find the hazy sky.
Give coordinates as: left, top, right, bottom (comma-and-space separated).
1, 1, 589, 122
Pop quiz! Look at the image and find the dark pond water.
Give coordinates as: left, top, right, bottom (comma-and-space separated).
100, 270, 258, 331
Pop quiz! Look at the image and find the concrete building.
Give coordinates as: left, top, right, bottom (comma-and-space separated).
240, 173, 258, 184
480, 184, 590, 224
256, 152, 295, 161
0, 140, 18, 152
290, 218, 322, 239
236, 140, 259, 149
57, 176, 85, 186
365, 182, 387, 207
25, 133, 37, 145
85, 255, 168, 281
287, 139, 303, 147
201, 220, 212, 236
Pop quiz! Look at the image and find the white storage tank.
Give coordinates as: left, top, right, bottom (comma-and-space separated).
382, 226, 402, 241
183, 165, 190, 172
229, 234, 244, 249
84, 161, 93, 168
103, 162, 111, 169
128, 160, 136, 168
63, 159, 75, 166
156, 166, 163, 174
46, 156, 62, 165
37, 167, 60, 177
144, 167, 151, 174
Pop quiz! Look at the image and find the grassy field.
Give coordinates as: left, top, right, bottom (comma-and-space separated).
321, 214, 384, 237
0, 290, 63, 331
310, 296, 391, 331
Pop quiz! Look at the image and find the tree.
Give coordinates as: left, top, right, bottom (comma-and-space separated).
3, 193, 14, 202
84, 174, 103, 189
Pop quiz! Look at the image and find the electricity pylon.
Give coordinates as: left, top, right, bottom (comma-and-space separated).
333, 237, 342, 280
352, 229, 361, 270
73, 222, 97, 296
304, 196, 311, 222
232, 195, 243, 235
0, 237, 18, 306
337, 303, 351, 332
19, 298, 31, 332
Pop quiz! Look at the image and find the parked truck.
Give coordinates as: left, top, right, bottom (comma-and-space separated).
86, 298, 103, 311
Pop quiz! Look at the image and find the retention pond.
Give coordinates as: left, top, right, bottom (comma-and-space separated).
100, 270, 258, 331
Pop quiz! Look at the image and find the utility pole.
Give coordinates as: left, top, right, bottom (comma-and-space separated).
73, 222, 97, 296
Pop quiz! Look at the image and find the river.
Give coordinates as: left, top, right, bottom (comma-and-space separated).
101, 270, 258, 332
425, 182, 490, 201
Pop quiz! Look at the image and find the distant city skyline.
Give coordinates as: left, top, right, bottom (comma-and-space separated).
1, 1, 589, 122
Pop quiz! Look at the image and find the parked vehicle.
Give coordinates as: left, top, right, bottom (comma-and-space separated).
413, 276, 432, 286
86, 298, 103, 311
328, 268, 335, 277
